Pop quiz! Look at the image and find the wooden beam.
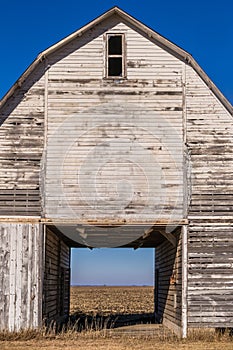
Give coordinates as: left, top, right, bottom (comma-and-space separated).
0, 216, 41, 223
133, 227, 154, 249
41, 218, 188, 226
159, 230, 176, 247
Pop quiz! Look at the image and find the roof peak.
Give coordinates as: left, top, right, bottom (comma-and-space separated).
0, 6, 232, 114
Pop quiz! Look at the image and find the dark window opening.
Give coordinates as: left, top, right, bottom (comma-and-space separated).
108, 57, 122, 77
106, 34, 125, 78
108, 35, 122, 55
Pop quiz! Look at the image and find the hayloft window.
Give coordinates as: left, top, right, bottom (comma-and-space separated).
106, 34, 125, 78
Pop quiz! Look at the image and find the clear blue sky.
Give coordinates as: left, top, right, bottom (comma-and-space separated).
71, 248, 154, 286
1, 0, 232, 285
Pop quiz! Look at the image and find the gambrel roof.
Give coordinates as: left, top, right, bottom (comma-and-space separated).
0, 6, 232, 114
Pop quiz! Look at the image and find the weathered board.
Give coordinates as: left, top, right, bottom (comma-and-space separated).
43, 227, 70, 323
155, 229, 182, 334
0, 223, 43, 331
186, 66, 233, 328
44, 18, 185, 224
0, 65, 45, 216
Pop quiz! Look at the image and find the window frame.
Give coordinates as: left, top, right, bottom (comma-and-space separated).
104, 33, 126, 79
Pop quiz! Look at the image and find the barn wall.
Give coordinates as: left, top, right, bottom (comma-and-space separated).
43, 227, 70, 323
154, 229, 182, 333
44, 16, 185, 224
0, 223, 43, 331
0, 65, 45, 216
185, 65, 233, 328
0, 10, 232, 333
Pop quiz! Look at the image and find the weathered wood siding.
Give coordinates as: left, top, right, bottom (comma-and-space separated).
186, 65, 233, 328
0, 9, 232, 333
44, 16, 185, 223
0, 66, 45, 215
155, 229, 182, 332
43, 227, 70, 322
0, 223, 43, 331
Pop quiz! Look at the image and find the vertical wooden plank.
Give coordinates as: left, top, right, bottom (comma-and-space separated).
38, 224, 44, 327
15, 224, 23, 331
9, 224, 16, 331
0, 226, 4, 330
26, 224, 32, 328
21, 224, 28, 329
182, 225, 188, 338
32, 224, 38, 328
0, 225, 10, 330
33, 223, 43, 328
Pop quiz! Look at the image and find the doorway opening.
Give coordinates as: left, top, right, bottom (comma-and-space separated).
69, 248, 155, 329
42, 225, 182, 334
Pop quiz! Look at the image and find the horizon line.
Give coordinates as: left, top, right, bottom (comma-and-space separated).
71, 284, 153, 287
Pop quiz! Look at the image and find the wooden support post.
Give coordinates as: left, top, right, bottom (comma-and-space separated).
182, 225, 188, 338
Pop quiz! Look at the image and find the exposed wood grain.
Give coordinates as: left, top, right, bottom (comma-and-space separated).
43, 21, 184, 224
0, 223, 43, 331
43, 227, 70, 323
155, 228, 182, 333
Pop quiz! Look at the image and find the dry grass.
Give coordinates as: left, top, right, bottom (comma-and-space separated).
0, 334, 233, 350
0, 286, 232, 349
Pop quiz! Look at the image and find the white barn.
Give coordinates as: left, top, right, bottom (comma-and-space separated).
0, 7, 232, 337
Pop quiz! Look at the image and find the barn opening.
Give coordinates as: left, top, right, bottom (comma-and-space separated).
69, 247, 154, 328
42, 224, 182, 332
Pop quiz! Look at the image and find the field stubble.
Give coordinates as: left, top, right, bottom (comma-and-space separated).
70, 285, 154, 316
